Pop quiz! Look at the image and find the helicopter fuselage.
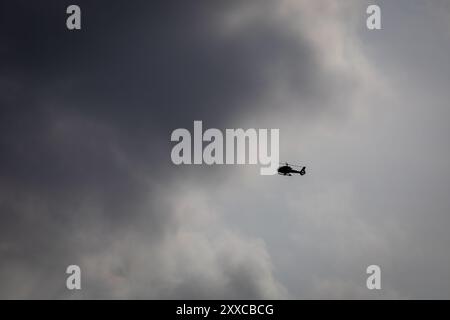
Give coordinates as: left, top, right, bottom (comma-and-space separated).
277, 165, 305, 176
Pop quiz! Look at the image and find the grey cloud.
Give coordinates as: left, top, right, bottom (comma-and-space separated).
0, 0, 319, 299
1, 0, 450, 299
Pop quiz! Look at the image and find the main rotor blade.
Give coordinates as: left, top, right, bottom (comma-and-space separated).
279, 162, 305, 167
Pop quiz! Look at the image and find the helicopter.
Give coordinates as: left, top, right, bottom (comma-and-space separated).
277, 162, 306, 176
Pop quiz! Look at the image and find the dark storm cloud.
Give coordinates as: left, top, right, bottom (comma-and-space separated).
0, 0, 323, 179
8, 0, 450, 300
0, 0, 324, 298
3, 0, 450, 300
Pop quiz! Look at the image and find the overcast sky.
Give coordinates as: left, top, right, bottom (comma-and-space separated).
1, 0, 450, 299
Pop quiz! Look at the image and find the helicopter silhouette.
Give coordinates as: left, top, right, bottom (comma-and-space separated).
277, 162, 306, 176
